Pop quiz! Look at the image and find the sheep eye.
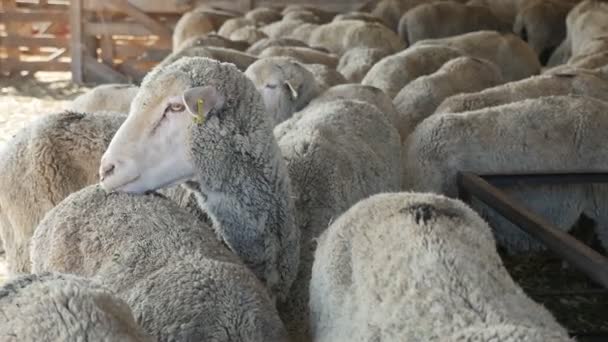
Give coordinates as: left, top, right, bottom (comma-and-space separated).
168, 103, 185, 112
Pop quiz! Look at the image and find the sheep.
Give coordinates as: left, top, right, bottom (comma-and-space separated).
229, 25, 268, 45
176, 33, 250, 52
302, 63, 348, 90
283, 23, 321, 43
567, 50, 608, 69
333, 11, 386, 25
96, 56, 401, 342
337, 47, 391, 83
436, 70, 608, 114
158, 45, 258, 72
0, 273, 151, 341
247, 37, 311, 55
309, 83, 399, 126
259, 46, 339, 68
218, 17, 257, 38
398, 2, 508, 45
309, 192, 571, 342
403, 95, 608, 252
513, 0, 575, 65
281, 5, 336, 22
466, 0, 528, 24
414, 30, 542, 82
172, 8, 234, 51
68, 83, 138, 114
282, 10, 322, 24
370, 0, 428, 31
260, 19, 310, 39
564, 0, 608, 60
309, 20, 406, 56
0, 111, 125, 274
245, 57, 321, 126
394, 56, 503, 140
244, 7, 282, 25
361, 45, 464, 98
31, 186, 289, 342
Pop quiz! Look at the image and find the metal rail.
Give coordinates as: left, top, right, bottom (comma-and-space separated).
457, 172, 608, 289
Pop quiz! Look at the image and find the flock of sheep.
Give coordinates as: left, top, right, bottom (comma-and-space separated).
1, 0, 607, 340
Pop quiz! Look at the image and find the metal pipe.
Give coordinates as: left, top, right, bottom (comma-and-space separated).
457, 172, 608, 289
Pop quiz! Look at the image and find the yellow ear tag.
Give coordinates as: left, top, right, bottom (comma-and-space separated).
194, 99, 205, 125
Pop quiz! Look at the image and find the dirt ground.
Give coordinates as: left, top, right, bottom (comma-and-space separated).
0, 71, 88, 283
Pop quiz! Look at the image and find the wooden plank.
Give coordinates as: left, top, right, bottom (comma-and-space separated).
100, 35, 114, 65
83, 0, 192, 14
0, 36, 70, 48
0, 58, 71, 72
85, 22, 152, 36
70, 0, 84, 83
113, 44, 169, 61
0, 9, 68, 22
104, 0, 172, 40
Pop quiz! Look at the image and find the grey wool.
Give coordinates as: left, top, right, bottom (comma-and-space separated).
176, 33, 251, 52
0, 273, 151, 342
362, 45, 464, 98
436, 70, 608, 114
0, 111, 125, 274
258, 46, 339, 68
398, 1, 509, 45
229, 25, 268, 45
244, 7, 283, 25
245, 56, 321, 126
403, 95, 608, 252
218, 17, 257, 38
123, 57, 301, 301
337, 47, 392, 83
31, 186, 289, 342
68, 83, 138, 114
302, 63, 347, 90
247, 37, 312, 55
172, 8, 234, 51
274, 98, 402, 341
394, 56, 503, 140
415, 30, 541, 82
310, 192, 571, 342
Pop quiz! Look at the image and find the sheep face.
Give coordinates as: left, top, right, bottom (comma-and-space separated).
99, 76, 200, 194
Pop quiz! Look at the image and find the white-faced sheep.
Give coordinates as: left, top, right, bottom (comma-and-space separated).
244, 7, 283, 25
0, 273, 151, 342
95, 56, 401, 342
398, 1, 509, 45
245, 57, 321, 125
308, 20, 406, 56
436, 70, 608, 114
172, 8, 234, 51
403, 95, 608, 252
337, 47, 392, 83
218, 17, 257, 38
158, 45, 258, 71
0, 111, 125, 274
415, 30, 542, 82
394, 56, 503, 140
176, 33, 251, 52
513, 0, 575, 65
309, 192, 571, 342
247, 37, 312, 55
229, 25, 268, 45
68, 84, 138, 114
361, 44, 464, 98
31, 186, 289, 342
258, 46, 339, 68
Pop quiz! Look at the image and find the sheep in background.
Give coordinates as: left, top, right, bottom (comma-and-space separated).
436, 70, 608, 114
0, 273, 151, 342
32, 187, 289, 342
415, 31, 541, 82
283, 10, 322, 23
564, 0, 608, 61
260, 19, 311, 39
466, 0, 527, 24
0, 111, 125, 274
244, 7, 282, 25
309, 83, 399, 126
362, 45, 464, 98
284, 22, 322, 43
403, 95, 608, 252
513, 0, 575, 65
176, 33, 250, 52
259, 46, 339, 68
370, 0, 428, 31
247, 37, 312, 55
172, 8, 234, 51
333, 11, 386, 25
281, 5, 335, 23
158, 46, 258, 71
94, 56, 401, 342
394, 56, 503, 140
308, 20, 406, 55
337, 47, 391, 83
566, 50, 608, 70
302, 63, 348, 90
245, 57, 321, 125
218, 17, 257, 38
398, 2, 509, 45
68, 83, 138, 114
309, 192, 571, 342
229, 25, 268, 45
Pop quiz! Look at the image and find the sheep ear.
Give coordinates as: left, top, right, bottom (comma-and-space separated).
284, 81, 298, 100
182, 86, 225, 123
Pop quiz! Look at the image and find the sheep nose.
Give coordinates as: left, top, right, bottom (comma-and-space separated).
100, 162, 116, 181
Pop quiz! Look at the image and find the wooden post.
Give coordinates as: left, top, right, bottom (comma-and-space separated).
70, 0, 84, 84
3, 0, 18, 75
